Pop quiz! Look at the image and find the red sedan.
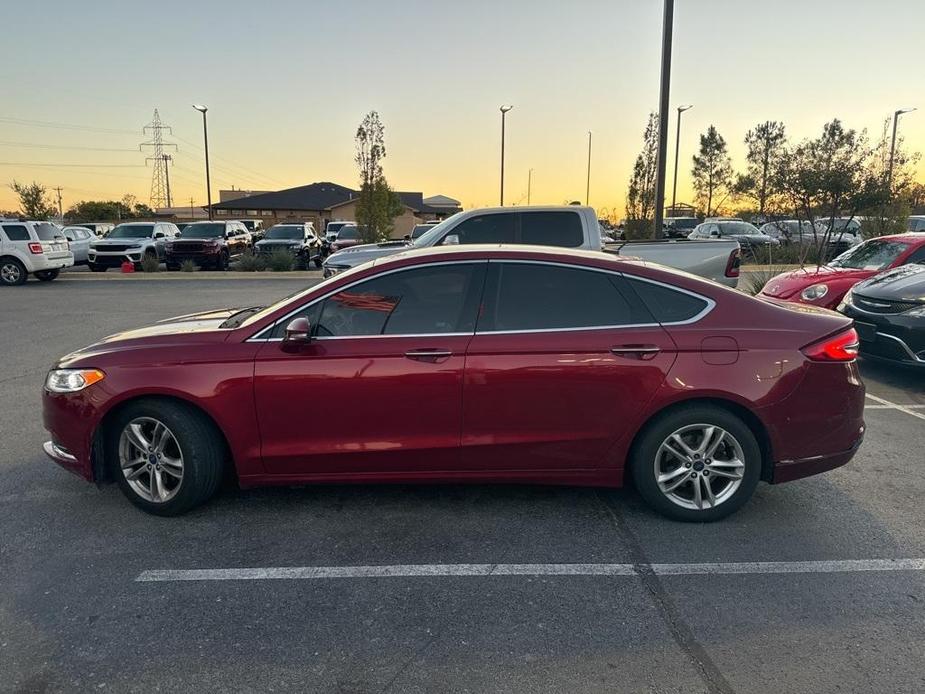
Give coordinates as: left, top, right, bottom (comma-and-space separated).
42, 246, 865, 521
759, 234, 925, 309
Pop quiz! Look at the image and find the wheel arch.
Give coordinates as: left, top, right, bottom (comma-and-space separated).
623, 396, 774, 485
93, 393, 236, 485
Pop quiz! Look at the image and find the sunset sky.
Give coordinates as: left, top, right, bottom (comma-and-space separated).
1, 0, 923, 216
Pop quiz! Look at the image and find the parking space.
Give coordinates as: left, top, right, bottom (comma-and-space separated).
1, 279, 924, 693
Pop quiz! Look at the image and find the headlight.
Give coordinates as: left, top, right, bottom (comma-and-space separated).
906, 304, 925, 317
837, 290, 854, 312
324, 265, 349, 276
45, 369, 105, 393
801, 284, 829, 301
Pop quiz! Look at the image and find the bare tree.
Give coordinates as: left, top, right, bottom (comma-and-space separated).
624, 112, 658, 238
691, 126, 733, 217
354, 111, 401, 242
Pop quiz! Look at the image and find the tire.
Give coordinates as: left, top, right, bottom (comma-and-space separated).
107, 399, 225, 516
215, 251, 229, 271
313, 257, 322, 268
89, 263, 108, 273
0, 258, 27, 286
165, 263, 180, 271
35, 269, 60, 282
630, 404, 762, 522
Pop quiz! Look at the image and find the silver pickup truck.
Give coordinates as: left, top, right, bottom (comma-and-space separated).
323, 206, 741, 287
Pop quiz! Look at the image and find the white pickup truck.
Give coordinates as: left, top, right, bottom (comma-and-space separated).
323, 206, 741, 287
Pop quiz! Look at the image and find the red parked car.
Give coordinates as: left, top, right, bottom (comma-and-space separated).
758, 234, 925, 309
42, 246, 865, 521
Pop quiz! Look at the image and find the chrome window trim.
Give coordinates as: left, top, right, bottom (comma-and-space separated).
246, 260, 488, 342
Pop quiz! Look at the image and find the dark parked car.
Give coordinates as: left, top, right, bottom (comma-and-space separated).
254, 223, 322, 267
689, 220, 779, 257
165, 221, 250, 270
42, 246, 864, 520
839, 263, 925, 368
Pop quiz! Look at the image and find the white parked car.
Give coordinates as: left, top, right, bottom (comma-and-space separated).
62, 226, 95, 265
0, 220, 74, 285
907, 216, 925, 233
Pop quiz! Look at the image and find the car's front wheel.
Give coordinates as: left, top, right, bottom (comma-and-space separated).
630, 405, 761, 522
0, 258, 27, 286
89, 263, 107, 272
35, 269, 60, 281
108, 399, 225, 516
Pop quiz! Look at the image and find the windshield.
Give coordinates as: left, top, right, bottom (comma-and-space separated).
830, 240, 909, 270
326, 222, 349, 235
667, 218, 698, 230
241, 220, 256, 230
265, 225, 303, 240
337, 226, 359, 240
411, 212, 464, 247
181, 222, 225, 239
34, 222, 65, 240
721, 222, 762, 235
109, 224, 154, 239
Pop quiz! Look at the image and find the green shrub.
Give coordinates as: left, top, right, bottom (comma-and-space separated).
180, 259, 197, 273
266, 249, 294, 272
235, 250, 267, 272
140, 255, 160, 273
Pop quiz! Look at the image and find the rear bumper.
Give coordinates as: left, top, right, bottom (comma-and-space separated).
30, 253, 74, 271
771, 431, 864, 483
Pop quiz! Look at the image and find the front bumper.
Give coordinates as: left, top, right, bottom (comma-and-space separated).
89, 251, 143, 266
42, 388, 100, 481
841, 305, 925, 367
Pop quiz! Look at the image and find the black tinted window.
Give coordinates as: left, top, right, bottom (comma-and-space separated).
482, 263, 640, 332
444, 214, 515, 244
2, 225, 30, 241
520, 212, 584, 247
627, 279, 709, 323
315, 264, 483, 337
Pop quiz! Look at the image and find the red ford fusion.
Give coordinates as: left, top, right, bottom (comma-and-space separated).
43, 245, 865, 521
759, 234, 925, 309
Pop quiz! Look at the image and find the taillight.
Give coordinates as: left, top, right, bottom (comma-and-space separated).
724, 248, 741, 278
28, 242, 44, 254
801, 327, 859, 362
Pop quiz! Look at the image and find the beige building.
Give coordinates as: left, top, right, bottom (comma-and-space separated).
211, 182, 460, 238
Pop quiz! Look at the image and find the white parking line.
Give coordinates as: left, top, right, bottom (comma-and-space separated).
135, 558, 925, 582
865, 394, 925, 420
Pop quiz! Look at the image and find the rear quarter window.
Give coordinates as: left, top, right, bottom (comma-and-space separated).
627, 278, 710, 323
1, 225, 31, 241
519, 211, 584, 247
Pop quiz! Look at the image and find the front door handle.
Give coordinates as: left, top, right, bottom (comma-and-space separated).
610, 345, 661, 360
404, 349, 453, 362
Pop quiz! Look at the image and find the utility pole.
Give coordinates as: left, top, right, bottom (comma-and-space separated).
671, 105, 693, 218
162, 153, 172, 208
193, 105, 213, 220
653, 0, 674, 239
586, 131, 592, 206
53, 186, 63, 217
141, 109, 178, 209
189, 197, 195, 220
499, 105, 513, 206
527, 168, 533, 205
887, 108, 916, 191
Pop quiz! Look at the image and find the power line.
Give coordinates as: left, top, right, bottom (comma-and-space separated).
0, 140, 139, 152
0, 116, 138, 135
0, 162, 146, 168
170, 133, 290, 188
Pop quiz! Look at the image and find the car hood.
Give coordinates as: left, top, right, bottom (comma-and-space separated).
255, 239, 301, 247
92, 237, 150, 245
57, 309, 237, 367
325, 241, 410, 267
852, 264, 925, 302
760, 266, 874, 298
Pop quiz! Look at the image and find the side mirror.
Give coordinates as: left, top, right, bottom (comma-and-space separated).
154, 232, 165, 239
283, 317, 312, 343
443, 234, 460, 246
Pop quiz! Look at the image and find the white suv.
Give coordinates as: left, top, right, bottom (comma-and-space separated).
0, 220, 74, 286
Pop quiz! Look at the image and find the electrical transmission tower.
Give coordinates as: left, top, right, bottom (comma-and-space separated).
140, 109, 178, 208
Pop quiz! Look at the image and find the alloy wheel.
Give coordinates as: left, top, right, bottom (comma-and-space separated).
654, 424, 745, 511
118, 417, 184, 503
1, 262, 22, 284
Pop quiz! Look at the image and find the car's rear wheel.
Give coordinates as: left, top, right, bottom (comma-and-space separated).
630, 405, 761, 522
0, 258, 27, 286
108, 399, 225, 516
35, 269, 59, 281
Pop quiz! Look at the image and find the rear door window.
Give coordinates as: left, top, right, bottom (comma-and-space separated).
479, 262, 648, 332
519, 211, 584, 247
442, 214, 515, 244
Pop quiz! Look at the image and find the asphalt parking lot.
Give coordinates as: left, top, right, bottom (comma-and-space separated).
2, 276, 924, 694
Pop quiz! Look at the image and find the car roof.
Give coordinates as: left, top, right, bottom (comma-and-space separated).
371, 243, 639, 271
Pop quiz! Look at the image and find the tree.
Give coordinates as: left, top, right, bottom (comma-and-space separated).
774, 119, 885, 265
64, 198, 156, 222
733, 121, 786, 218
624, 112, 659, 238
691, 126, 733, 217
354, 111, 401, 243
9, 180, 57, 219
862, 117, 921, 236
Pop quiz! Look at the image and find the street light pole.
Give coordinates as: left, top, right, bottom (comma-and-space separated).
653, 0, 674, 239
527, 168, 533, 205
499, 105, 513, 206
586, 131, 592, 206
193, 104, 212, 220
671, 105, 692, 218
887, 107, 916, 191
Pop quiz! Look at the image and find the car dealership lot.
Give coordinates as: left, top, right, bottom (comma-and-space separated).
2, 279, 924, 693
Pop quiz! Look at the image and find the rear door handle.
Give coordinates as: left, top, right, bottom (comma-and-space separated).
610, 345, 661, 360
404, 349, 453, 362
